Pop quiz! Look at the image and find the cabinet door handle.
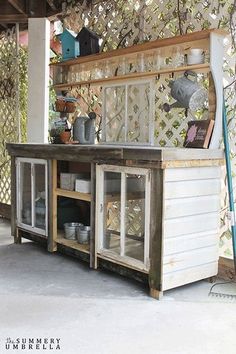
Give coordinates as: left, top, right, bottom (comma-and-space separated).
100, 203, 103, 213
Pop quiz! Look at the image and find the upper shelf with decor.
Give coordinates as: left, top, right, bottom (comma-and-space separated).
51, 29, 226, 149
51, 29, 225, 88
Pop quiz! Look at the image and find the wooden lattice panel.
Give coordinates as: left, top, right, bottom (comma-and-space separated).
62, 0, 236, 256
0, 27, 18, 205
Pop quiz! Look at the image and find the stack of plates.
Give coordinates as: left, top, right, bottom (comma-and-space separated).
187, 49, 204, 65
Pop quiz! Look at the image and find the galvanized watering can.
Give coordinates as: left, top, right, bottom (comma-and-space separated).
163, 71, 207, 112
73, 112, 96, 144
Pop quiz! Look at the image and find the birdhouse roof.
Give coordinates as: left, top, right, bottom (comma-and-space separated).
76, 27, 99, 40
57, 28, 78, 40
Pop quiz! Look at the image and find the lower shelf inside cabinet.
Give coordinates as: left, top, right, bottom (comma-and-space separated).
56, 232, 90, 254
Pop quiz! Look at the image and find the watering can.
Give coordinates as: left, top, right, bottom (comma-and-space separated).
73, 112, 96, 144
163, 71, 207, 112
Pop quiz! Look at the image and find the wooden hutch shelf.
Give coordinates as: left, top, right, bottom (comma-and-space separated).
56, 232, 90, 254
50, 29, 224, 68
55, 188, 91, 202
52, 63, 210, 90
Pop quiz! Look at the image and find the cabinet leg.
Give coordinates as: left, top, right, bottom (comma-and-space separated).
14, 228, 22, 244
150, 288, 163, 300
48, 241, 57, 253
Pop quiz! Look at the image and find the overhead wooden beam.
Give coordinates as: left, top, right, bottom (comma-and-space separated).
0, 14, 28, 23
8, 0, 26, 15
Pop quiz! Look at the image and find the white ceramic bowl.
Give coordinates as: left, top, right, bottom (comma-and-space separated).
187, 54, 204, 65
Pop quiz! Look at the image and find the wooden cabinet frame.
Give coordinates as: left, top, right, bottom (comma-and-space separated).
95, 164, 151, 271
16, 157, 48, 237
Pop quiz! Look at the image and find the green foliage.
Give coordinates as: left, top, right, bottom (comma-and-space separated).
18, 46, 28, 142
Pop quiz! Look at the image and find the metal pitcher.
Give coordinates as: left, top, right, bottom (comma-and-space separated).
73, 112, 96, 144
163, 71, 207, 112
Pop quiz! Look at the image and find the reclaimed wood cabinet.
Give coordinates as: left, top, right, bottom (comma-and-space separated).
7, 144, 224, 299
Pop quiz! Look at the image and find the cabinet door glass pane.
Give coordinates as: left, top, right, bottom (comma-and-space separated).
34, 164, 46, 230
104, 86, 125, 142
103, 171, 121, 254
127, 83, 150, 143
20, 162, 32, 225
125, 174, 145, 262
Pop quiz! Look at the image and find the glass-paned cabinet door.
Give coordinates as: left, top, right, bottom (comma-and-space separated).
16, 158, 48, 236
96, 165, 151, 271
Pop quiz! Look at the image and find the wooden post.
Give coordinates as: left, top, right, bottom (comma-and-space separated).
27, 17, 50, 143
11, 156, 21, 244
90, 162, 96, 268
48, 159, 57, 252
208, 72, 216, 122
149, 168, 164, 299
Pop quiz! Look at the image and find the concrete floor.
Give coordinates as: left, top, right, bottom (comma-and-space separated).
0, 219, 236, 354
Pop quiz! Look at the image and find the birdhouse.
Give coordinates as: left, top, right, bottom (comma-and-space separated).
57, 29, 80, 61
76, 27, 99, 57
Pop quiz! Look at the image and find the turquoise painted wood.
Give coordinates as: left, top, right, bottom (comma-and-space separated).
57, 29, 80, 61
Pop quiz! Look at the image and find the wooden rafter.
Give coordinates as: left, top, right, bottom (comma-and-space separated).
0, 0, 64, 31
8, 0, 26, 14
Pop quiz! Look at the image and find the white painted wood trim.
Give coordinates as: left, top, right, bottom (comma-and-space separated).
101, 86, 106, 143
31, 163, 35, 228
27, 18, 50, 143
144, 171, 151, 268
124, 84, 128, 143
16, 159, 21, 224
95, 164, 150, 270
120, 172, 126, 256
149, 79, 155, 146
102, 78, 154, 145
15, 157, 47, 236
209, 32, 224, 148
45, 162, 48, 237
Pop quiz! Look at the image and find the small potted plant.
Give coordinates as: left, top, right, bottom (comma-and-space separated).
59, 127, 71, 143
49, 126, 71, 144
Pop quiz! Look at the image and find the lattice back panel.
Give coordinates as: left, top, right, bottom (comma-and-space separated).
0, 27, 18, 205
62, 0, 236, 257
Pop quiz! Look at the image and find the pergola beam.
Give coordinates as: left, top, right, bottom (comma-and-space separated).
8, 0, 26, 15
0, 14, 28, 23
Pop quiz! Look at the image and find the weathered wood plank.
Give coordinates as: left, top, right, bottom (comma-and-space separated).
163, 262, 218, 291
165, 179, 221, 199
98, 257, 148, 284
164, 231, 218, 255
10, 156, 21, 243
208, 72, 216, 121
164, 212, 219, 238
90, 162, 96, 268
165, 166, 221, 181
149, 168, 164, 298
165, 195, 220, 219
56, 233, 90, 254
6, 143, 224, 165
163, 245, 218, 273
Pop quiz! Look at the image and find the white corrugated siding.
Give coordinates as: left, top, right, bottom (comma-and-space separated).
162, 166, 221, 291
